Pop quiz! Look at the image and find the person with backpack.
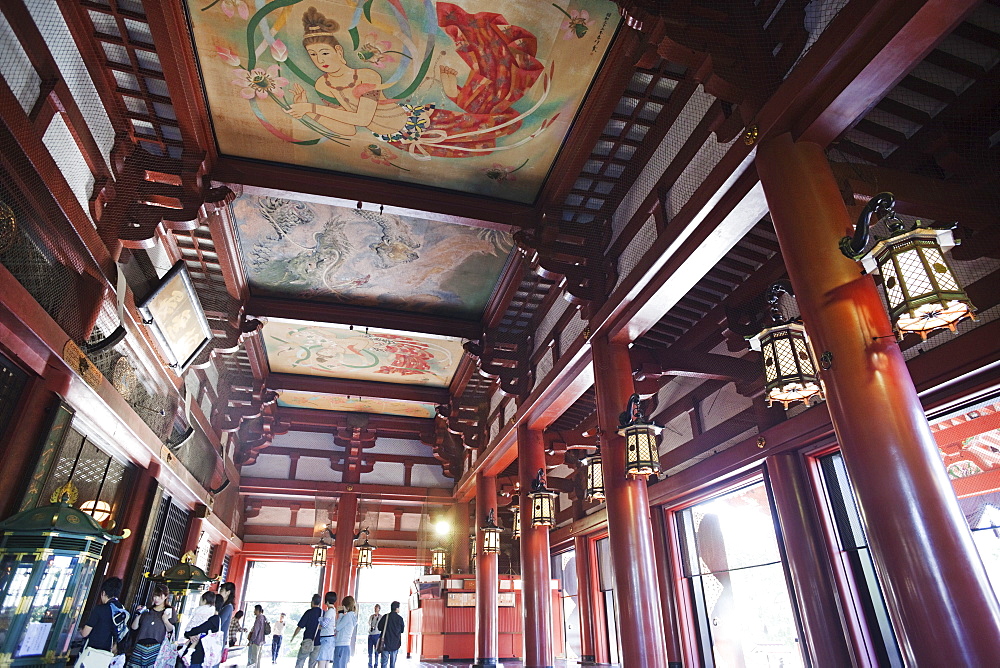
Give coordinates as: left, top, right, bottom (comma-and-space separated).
78, 577, 130, 668
247, 605, 269, 668
125, 583, 176, 668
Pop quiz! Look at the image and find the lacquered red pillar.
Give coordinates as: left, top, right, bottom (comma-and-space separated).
649, 508, 683, 667
475, 473, 498, 666
453, 501, 471, 574
757, 133, 1000, 663
182, 509, 206, 555
332, 493, 358, 598
107, 463, 159, 582
766, 453, 855, 665
518, 425, 553, 668
572, 536, 598, 663
591, 334, 669, 668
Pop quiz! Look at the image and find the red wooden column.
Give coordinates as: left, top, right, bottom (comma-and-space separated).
572, 536, 598, 663
591, 334, 669, 668
0, 377, 60, 518
757, 133, 1000, 663
107, 463, 160, 581
475, 473, 498, 666
453, 501, 471, 574
517, 425, 553, 668
649, 508, 683, 668
322, 555, 336, 596
208, 538, 228, 582
766, 453, 855, 665
182, 507, 206, 555
332, 493, 359, 598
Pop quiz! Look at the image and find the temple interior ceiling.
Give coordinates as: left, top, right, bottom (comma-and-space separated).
186, 0, 622, 203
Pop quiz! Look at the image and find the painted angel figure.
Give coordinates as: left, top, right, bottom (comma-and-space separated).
283, 4, 546, 159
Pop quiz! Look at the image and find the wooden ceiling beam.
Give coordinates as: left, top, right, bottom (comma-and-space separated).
243, 525, 423, 542
832, 163, 995, 229
275, 407, 435, 438
214, 158, 535, 228
240, 477, 453, 504
246, 294, 482, 340
257, 446, 441, 467
269, 372, 449, 405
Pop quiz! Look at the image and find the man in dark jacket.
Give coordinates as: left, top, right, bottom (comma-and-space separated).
375, 601, 405, 668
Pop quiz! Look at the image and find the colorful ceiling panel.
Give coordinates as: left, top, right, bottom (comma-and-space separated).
186, 0, 620, 203
277, 389, 437, 418
231, 193, 512, 319
263, 318, 463, 387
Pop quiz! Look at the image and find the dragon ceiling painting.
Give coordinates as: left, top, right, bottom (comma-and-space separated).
187, 0, 620, 203
263, 319, 465, 387
232, 194, 513, 319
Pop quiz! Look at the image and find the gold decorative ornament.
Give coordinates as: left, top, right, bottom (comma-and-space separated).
743, 124, 759, 146
62, 340, 103, 389
50, 481, 79, 505
111, 357, 138, 400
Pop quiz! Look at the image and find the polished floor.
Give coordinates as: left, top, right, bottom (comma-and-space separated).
233, 647, 586, 668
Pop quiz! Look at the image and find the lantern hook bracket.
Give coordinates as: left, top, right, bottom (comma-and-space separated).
840, 192, 897, 260
764, 281, 798, 327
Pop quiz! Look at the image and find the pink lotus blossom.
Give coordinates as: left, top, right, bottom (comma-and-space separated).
269, 39, 288, 63
560, 9, 592, 39
216, 45, 241, 67
221, 0, 249, 20
232, 65, 288, 100
356, 33, 396, 68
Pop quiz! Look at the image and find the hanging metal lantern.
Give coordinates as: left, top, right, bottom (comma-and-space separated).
431, 546, 448, 571
356, 537, 375, 568
841, 192, 975, 339
745, 282, 824, 410
510, 501, 521, 539
311, 544, 328, 567
618, 394, 661, 477
750, 321, 824, 409
481, 508, 502, 554
583, 450, 605, 501
148, 550, 216, 596
528, 469, 557, 527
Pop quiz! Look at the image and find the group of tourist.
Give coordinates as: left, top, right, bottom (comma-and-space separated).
75, 578, 405, 668
287, 591, 404, 668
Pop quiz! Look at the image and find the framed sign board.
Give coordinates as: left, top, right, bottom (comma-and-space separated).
138, 262, 211, 372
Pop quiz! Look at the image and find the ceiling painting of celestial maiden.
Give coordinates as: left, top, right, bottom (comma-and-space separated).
186, 0, 621, 203
277, 389, 437, 418
232, 194, 512, 319
263, 319, 464, 387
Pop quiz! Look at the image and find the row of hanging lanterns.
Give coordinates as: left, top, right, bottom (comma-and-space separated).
310, 527, 376, 568
744, 192, 977, 412
421, 396, 667, 571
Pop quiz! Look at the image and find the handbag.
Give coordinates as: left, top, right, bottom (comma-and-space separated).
201, 631, 225, 667
76, 646, 116, 668
153, 634, 178, 668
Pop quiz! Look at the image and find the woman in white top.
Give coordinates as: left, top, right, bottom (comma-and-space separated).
314, 592, 339, 668
332, 596, 358, 668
